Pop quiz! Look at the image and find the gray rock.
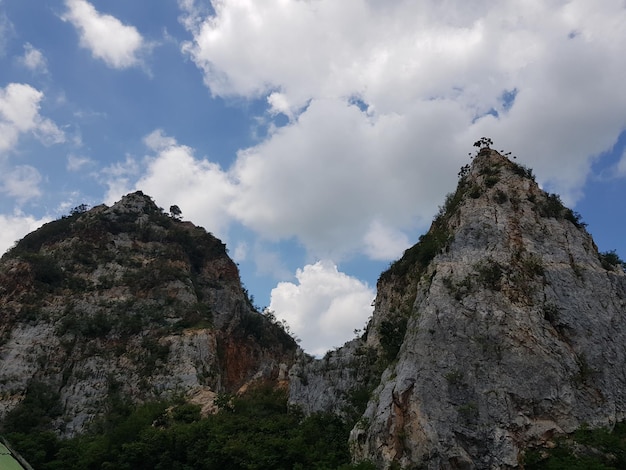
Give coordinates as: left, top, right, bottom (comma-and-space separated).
351, 150, 626, 468
291, 149, 626, 469
0, 192, 297, 436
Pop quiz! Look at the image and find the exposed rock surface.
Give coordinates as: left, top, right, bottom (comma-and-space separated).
2, 150, 626, 468
0, 192, 296, 436
355, 149, 626, 468
290, 149, 626, 469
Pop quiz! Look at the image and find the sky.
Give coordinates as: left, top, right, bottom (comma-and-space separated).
1, 0, 625, 356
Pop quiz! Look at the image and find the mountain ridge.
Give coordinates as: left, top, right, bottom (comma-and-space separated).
0, 191, 296, 436
1, 147, 626, 469
349, 147, 626, 468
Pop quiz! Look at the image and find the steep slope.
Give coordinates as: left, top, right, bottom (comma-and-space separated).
0, 192, 296, 436
347, 149, 626, 468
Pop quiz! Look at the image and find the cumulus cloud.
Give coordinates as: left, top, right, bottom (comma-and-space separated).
19, 43, 47, 73
363, 220, 411, 261
0, 212, 50, 256
1, 165, 42, 202
116, 114, 460, 262
228, 97, 465, 258
269, 260, 374, 356
180, 0, 626, 209
101, 155, 141, 204
62, 0, 145, 69
67, 154, 93, 171
0, 83, 65, 153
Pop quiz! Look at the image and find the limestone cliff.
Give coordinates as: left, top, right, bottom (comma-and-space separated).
3, 149, 626, 468
290, 148, 626, 469
0, 192, 296, 436
354, 149, 626, 468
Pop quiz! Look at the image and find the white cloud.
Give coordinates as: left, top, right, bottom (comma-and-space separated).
19, 43, 47, 73
101, 155, 140, 204
106, 122, 444, 263
363, 220, 411, 261
616, 150, 626, 178
67, 154, 93, 171
0, 212, 50, 256
62, 0, 145, 69
171, 1, 626, 354
232, 241, 247, 262
97, 0, 626, 356
1, 165, 42, 202
180, 0, 626, 209
144, 128, 177, 151
269, 260, 374, 356
0, 83, 65, 153
228, 97, 465, 258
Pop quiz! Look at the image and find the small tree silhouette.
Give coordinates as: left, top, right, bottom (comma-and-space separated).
169, 205, 182, 219
69, 204, 90, 216
473, 137, 493, 149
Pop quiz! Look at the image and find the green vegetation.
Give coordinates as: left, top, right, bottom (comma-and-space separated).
7, 218, 75, 258
3, 385, 371, 470
238, 310, 296, 350
378, 316, 408, 362
475, 259, 504, 290
510, 162, 535, 181
473, 137, 493, 149
380, 185, 462, 282
478, 164, 502, 192
381, 225, 450, 281
520, 253, 545, 278
22, 253, 65, 292
494, 189, 508, 204
524, 422, 626, 469
444, 370, 464, 385
2, 381, 62, 435
599, 250, 625, 271
457, 402, 478, 425
536, 193, 586, 229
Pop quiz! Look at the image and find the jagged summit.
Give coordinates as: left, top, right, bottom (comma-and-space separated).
347, 148, 626, 468
3, 152, 626, 468
289, 147, 626, 469
0, 193, 296, 436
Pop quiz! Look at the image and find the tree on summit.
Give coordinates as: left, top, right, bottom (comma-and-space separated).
473, 137, 493, 149
169, 205, 182, 219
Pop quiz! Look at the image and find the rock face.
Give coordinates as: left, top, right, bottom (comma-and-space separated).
0, 192, 296, 436
289, 148, 626, 468
349, 149, 626, 468
2, 150, 626, 468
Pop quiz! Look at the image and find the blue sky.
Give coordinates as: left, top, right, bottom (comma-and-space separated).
1, 0, 625, 356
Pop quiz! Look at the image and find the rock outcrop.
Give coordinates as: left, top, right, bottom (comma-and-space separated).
2, 149, 626, 468
354, 149, 626, 468
290, 148, 626, 468
0, 192, 296, 436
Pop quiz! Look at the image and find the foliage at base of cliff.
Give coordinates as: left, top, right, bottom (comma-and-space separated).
3, 385, 375, 470
524, 422, 626, 469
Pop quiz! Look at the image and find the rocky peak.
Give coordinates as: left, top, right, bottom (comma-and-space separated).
109, 190, 158, 214
346, 149, 626, 468
289, 148, 626, 469
0, 194, 297, 436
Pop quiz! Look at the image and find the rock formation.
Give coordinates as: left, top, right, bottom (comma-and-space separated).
2, 148, 626, 469
0, 192, 296, 436
290, 148, 626, 468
